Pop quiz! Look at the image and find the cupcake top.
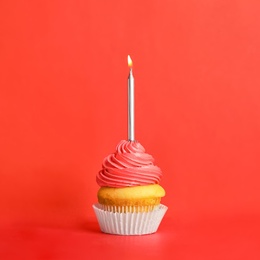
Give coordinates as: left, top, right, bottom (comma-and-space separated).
96, 140, 162, 188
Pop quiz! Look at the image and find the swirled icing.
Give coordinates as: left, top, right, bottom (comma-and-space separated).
96, 140, 162, 187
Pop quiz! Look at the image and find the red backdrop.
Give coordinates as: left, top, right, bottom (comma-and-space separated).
0, 0, 260, 259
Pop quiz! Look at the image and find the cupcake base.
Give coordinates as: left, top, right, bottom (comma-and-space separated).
93, 203, 168, 235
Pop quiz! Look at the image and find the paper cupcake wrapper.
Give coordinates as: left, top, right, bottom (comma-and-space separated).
93, 203, 168, 235
97, 204, 158, 213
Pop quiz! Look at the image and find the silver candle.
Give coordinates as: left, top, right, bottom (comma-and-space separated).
127, 55, 135, 141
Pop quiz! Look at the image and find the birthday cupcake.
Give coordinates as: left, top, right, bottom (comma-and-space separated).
93, 140, 167, 235
93, 55, 167, 235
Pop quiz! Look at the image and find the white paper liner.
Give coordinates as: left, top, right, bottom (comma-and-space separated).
93, 203, 168, 235
98, 204, 157, 213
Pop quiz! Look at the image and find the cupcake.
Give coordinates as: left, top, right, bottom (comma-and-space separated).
93, 140, 167, 235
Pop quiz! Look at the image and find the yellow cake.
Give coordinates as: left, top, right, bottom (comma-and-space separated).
98, 184, 165, 212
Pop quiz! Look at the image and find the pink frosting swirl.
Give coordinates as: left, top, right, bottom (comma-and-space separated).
96, 140, 162, 187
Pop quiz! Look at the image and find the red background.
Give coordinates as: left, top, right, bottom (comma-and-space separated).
0, 0, 260, 259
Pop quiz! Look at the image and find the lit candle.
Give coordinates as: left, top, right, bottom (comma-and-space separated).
127, 55, 135, 141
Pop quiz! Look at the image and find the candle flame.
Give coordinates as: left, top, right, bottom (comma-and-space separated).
128, 55, 133, 68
